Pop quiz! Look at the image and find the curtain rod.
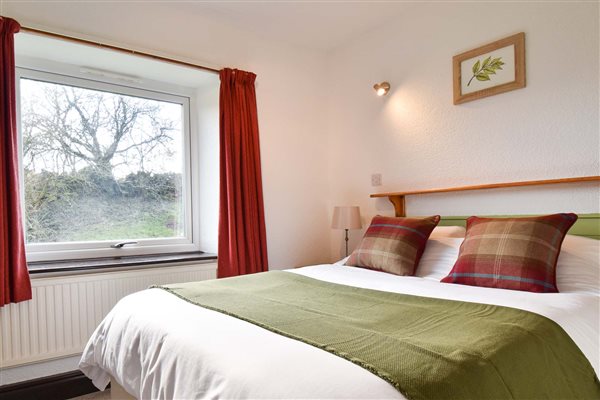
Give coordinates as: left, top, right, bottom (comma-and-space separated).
20, 26, 221, 75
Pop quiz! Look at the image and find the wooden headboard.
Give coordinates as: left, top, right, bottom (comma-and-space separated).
370, 176, 600, 239
435, 214, 600, 240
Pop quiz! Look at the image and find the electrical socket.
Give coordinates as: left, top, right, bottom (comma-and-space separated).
371, 173, 382, 186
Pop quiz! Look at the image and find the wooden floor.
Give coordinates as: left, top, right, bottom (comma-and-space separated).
69, 389, 111, 399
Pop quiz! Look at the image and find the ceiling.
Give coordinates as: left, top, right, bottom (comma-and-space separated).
12, 1, 409, 87
174, 1, 409, 51
7, 1, 410, 53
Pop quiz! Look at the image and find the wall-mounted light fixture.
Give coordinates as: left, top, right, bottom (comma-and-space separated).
373, 81, 390, 96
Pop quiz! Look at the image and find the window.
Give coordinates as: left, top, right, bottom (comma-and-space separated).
15, 32, 220, 265
17, 68, 201, 262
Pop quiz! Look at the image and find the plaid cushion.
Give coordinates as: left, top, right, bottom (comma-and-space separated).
441, 214, 578, 293
345, 215, 440, 276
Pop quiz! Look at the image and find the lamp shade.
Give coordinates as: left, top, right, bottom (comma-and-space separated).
332, 206, 362, 229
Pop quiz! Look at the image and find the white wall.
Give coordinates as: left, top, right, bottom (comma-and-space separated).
325, 2, 600, 259
10, 2, 596, 279
2, 2, 333, 269
197, 84, 220, 255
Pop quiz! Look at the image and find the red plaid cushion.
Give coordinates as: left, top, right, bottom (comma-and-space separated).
345, 215, 440, 276
441, 214, 578, 293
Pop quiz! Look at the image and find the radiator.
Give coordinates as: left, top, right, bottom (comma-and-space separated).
0, 262, 217, 367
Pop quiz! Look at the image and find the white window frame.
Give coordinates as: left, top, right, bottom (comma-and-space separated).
16, 66, 202, 262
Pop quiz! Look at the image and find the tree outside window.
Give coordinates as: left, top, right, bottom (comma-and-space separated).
20, 78, 185, 244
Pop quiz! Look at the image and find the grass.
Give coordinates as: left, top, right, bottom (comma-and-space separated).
69, 211, 177, 241
28, 195, 184, 243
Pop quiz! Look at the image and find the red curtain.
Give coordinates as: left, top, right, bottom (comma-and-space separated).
218, 68, 268, 278
0, 17, 31, 307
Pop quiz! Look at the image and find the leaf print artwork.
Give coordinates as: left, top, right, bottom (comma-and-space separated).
453, 33, 524, 104
467, 56, 505, 86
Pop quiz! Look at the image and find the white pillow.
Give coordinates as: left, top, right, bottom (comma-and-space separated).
415, 226, 465, 280
334, 226, 465, 269
428, 225, 466, 239
415, 234, 600, 294
556, 234, 600, 295
415, 237, 463, 280
334, 256, 350, 265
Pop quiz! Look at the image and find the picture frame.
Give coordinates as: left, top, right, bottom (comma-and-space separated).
453, 32, 525, 105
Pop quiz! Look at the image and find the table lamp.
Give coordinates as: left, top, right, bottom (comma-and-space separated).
332, 206, 362, 257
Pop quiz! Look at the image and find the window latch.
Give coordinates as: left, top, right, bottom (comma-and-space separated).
110, 241, 139, 249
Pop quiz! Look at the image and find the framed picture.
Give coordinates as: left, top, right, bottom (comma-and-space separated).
453, 32, 525, 105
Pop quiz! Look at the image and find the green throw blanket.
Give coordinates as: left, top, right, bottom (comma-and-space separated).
153, 271, 600, 400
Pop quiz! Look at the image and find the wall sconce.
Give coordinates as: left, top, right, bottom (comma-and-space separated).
373, 81, 390, 96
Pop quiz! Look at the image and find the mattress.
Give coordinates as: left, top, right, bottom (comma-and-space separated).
79, 262, 599, 399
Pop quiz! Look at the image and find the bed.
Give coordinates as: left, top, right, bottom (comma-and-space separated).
79, 231, 600, 399
80, 177, 600, 399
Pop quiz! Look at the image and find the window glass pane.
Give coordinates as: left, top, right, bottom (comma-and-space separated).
20, 78, 185, 243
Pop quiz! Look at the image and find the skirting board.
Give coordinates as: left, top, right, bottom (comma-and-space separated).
0, 370, 100, 400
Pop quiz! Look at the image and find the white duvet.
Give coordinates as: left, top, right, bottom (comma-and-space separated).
80, 235, 600, 399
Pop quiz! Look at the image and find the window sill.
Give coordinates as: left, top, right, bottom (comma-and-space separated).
28, 252, 217, 274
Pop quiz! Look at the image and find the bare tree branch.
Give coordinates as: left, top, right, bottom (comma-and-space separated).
23, 83, 179, 178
